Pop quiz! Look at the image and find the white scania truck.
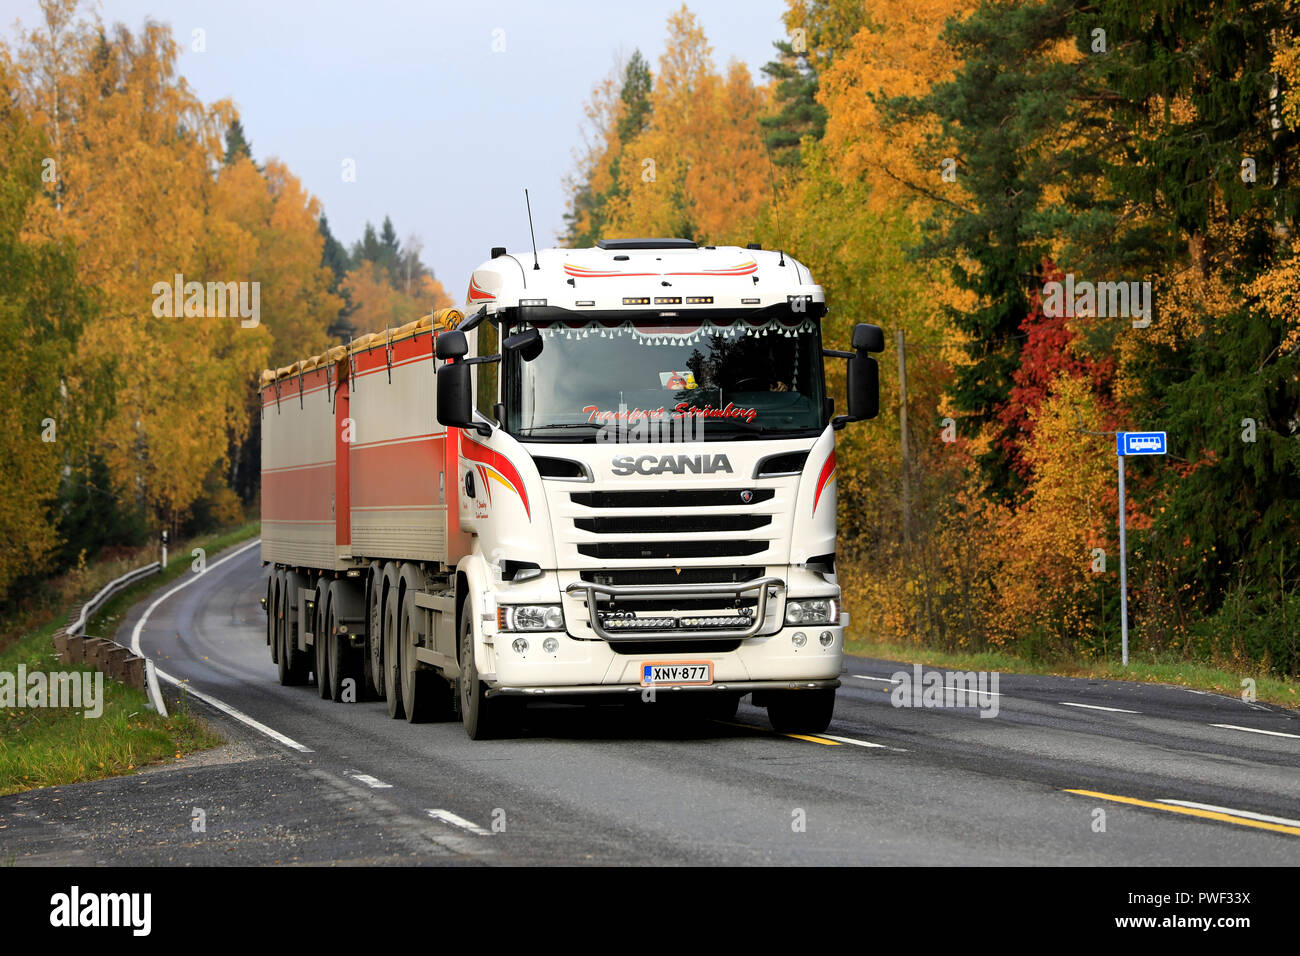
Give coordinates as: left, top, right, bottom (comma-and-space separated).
260, 237, 883, 739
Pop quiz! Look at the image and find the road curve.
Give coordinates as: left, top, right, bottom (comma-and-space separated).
5, 540, 1298, 865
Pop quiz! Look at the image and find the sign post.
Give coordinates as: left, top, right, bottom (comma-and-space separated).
1115, 432, 1166, 665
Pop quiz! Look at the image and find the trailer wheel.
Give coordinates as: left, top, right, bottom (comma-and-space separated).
400, 602, 450, 722
458, 610, 516, 740
314, 594, 331, 699
277, 575, 309, 686
383, 589, 404, 720
265, 573, 275, 650
269, 574, 279, 665
765, 688, 835, 734
328, 602, 363, 703
363, 565, 382, 699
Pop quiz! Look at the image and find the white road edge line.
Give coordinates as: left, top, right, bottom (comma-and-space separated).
849, 675, 902, 684
129, 537, 263, 717
344, 771, 393, 789
156, 669, 313, 753
426, 809, 490, 836
129, 538, 315, 755
1060, 701, 1140, 714
1157, 800, 1300, 828
814, 733, 889, 749
1211, 723, 1300, 740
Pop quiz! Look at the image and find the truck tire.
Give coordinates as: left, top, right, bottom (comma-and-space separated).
363, 564, 383, 699
327, 607, 355, 703
269, 575, 279, 665
266, 574, 275, 652
277, 574, 309, 686
400, 602, 454, 722
458, 610, 516, 740
383, 589, 404, 720
313, 581, 331, 698
766, 688, 835, 734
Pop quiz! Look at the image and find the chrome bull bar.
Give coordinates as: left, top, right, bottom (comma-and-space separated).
564, 576, 785, 642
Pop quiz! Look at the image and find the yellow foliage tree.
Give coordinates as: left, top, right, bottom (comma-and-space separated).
603, 6, 769, 244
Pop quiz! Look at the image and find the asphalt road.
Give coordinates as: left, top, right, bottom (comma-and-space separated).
3, 539, 1297, 865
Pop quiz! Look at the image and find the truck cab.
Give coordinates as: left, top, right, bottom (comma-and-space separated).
437, 238, 884, 737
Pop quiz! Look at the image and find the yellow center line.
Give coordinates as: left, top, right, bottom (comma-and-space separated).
1064, 789, 1300, 836
713, 720, 842, 745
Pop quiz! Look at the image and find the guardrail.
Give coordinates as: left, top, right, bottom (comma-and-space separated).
54, 560, 162, 708
65, 561, 161, 639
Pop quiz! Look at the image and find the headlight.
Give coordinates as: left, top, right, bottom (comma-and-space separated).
498, 604, 564, 631
785, 598, 837, 626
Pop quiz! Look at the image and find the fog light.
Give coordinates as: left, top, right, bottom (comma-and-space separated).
542, 637, 559, 653
819, 630, 833, 647
512, 638, 529, 654
792, 631, 807, 647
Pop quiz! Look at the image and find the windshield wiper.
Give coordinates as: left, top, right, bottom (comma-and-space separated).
517, 423, 604, 436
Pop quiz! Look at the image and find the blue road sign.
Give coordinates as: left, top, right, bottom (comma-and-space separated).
1117, 431, 1166, 456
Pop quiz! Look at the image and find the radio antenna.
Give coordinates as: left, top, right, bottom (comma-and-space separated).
525, 188, 540, 270
764, 147, 786, 267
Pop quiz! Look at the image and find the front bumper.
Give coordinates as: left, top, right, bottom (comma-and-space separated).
484, 566, 844, 689
487, 678, 839, 698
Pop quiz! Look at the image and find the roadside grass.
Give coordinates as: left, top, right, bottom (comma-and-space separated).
0, 523, 258, 796
846, 635, 1300, 711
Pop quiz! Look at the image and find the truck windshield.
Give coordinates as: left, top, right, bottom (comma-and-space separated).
505, 310, 825, 441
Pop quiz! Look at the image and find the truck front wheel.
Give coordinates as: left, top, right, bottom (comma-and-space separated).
458, 611, 516, 740
766, 688, 835, 734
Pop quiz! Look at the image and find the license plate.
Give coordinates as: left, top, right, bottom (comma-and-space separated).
640, 661, 713, 686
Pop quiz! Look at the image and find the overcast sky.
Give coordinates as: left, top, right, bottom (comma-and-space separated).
4, 0, 790, 297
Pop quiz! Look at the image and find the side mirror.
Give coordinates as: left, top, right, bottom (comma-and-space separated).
436, 360, 474, 430
435, 329, 468, 360
832, 323, 884, 428
847, 353, 879, 421
852, 323, 885, 353
503, 327, 543, 362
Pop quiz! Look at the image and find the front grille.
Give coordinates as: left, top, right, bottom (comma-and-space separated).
578, 540, 767, 560
570, 489, 774, 509
574, 514, 771, 534
581, 567, 763, 587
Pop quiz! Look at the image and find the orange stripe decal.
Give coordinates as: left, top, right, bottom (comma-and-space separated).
813, 451, 836, 514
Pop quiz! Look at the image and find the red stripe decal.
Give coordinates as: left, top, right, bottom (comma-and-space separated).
813, 451, 836, 514
462, 436, 530, 520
